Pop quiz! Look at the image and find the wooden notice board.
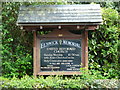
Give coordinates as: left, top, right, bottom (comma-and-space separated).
16, 4, 102, 76
33, 29, 88, 75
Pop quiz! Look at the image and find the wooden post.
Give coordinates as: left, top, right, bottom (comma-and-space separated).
33, 31, 37, 77
84, 30, 88, 69
82, 30, 88, 70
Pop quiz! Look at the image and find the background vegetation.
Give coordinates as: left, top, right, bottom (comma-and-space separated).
1, 1, 120, 80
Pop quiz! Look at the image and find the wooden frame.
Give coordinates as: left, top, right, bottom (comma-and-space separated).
24, 25, 97, 31
33, 29, 88, 76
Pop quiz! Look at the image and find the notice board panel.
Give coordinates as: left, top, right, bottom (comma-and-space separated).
40, 39, 81, 72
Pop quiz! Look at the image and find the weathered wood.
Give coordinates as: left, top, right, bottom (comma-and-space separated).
38, 72, 82, 75
33, 31, 37, 77
36, 29, 83, 75
82, 30, 88, 69
20, 4, 101, 10
33, 29, 88, 76
85, 31, 88, 69
16, 4, 102, 76
38, 29, 82, 39
21, 25, 98, 31
81, 32, 85, 68
36, 36, 40, 74
17, 4, 102, 26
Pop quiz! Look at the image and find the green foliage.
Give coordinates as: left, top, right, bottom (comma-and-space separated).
2, 2, 33, 77
1, 69, 119, 89
88, 8, 120, 79
2, 2, 120, 79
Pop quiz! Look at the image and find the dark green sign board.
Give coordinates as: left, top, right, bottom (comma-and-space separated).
40, 39, 81, 71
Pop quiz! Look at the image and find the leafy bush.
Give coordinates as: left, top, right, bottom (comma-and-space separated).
88, 7, 120, 79
0, 69, 119, 89
2, 2, 33, 78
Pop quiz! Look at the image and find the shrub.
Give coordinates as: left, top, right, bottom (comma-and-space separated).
0, 69, 119, 89
88, 7, 119, 79
2, 2, 33, 78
